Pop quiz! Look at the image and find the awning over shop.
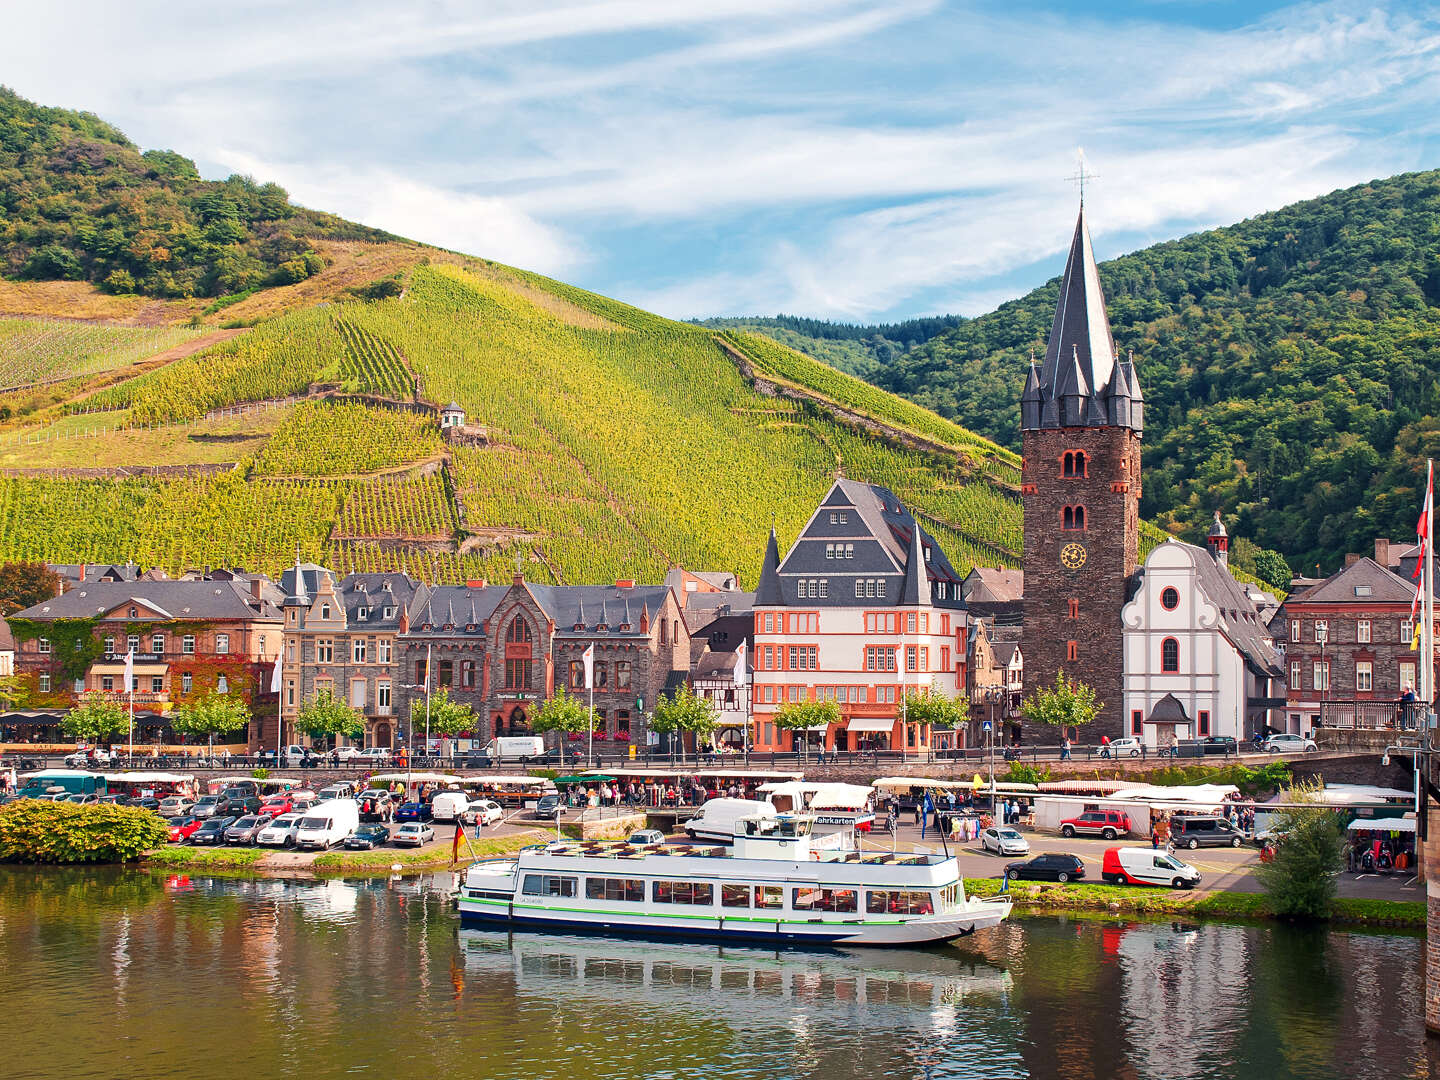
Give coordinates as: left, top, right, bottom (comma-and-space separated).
90, 662, 168, 676
103, 772, 195, 784
846, 717, 895, 733
1347, 817, 1416, 833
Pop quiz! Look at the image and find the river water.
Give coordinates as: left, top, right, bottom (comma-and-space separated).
1, 867, 1431, 1080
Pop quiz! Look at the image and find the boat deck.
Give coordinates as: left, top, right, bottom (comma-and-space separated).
538, 840, 945, 866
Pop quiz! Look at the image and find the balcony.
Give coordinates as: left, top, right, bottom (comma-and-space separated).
78, 690, 170, 707
1319, 699, 1425, 732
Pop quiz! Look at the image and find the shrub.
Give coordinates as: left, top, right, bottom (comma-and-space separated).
0, 801, 169, 863
1254, 784, 1346, 919
1000, 761, 1051, 785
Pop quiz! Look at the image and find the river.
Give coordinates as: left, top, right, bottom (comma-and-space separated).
0, 867, 1430, 1080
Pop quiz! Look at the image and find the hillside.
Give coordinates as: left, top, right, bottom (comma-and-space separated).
0, 90, 1025, 587
873, 171, 1440, 576
695, 314, 965, 378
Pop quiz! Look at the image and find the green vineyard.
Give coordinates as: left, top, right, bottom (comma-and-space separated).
251, 401, 443, 477
332, 316, 414, 399
0, 317, 203, 390
334, 473, 456, 540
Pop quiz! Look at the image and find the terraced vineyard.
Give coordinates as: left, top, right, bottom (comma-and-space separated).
0, 318, 203, 390
333, 473, 456, 539
251, 401, 443, 477
332, 317, 413, 399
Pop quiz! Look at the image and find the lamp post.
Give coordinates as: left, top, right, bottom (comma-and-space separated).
1317, 625, 1328, 731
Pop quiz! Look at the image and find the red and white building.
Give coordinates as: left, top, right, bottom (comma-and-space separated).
750, 480, 967, 753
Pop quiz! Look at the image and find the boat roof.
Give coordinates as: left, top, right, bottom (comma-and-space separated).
535, 839, 948, 867
580, 767, 803, 780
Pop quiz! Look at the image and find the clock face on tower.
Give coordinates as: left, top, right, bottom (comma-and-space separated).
1060, 542, 1088, 570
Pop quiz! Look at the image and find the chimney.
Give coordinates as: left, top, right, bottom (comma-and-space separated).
466, 579, 486, 589
615, 579, 635, 589
1375, 539, 1393, 568
1344, 553, 1363, 568
250, 578, 262, 601
513, 571, 524, 586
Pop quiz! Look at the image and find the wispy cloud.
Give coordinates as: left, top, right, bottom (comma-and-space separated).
1, 0, 1437, 319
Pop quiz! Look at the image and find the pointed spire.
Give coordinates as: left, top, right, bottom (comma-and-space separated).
756, 526, 784, 606
1043, 204, 1116, 397
1057, 343, 1091, 426
1020, 351, 1044, 430
900, 519, 927, 605
575, 599, 586, 630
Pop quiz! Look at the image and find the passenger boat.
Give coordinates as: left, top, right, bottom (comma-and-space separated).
458, 813, 1011, 946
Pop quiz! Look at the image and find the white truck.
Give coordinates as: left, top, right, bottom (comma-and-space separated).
683, 798, 778, 843
294, 799, 360, 851
430, 791, 469, 823
478, 737, 546, 763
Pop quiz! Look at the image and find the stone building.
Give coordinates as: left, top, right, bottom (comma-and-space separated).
1019, 203, 1143, 740
968, 619, 1023, 745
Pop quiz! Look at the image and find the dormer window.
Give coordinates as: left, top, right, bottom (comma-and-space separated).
356, 607, 369, 621
383, 606, 396, 618
321, 603, 331, 620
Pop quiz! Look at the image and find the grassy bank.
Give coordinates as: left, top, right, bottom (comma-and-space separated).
310, 831, 545, 871
964, 878, 1424, 928
145, 847, 268, 869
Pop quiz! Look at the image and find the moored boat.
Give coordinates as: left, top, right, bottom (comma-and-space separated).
458, 813, 1010, 946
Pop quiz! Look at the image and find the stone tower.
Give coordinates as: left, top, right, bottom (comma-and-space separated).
1020, 205, 1143, 740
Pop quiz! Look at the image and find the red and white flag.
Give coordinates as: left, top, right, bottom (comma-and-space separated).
582, 643, 594, 690
1411, 462, 1434, 640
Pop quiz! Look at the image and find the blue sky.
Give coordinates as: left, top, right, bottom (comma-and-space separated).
5, 0, 1440, 321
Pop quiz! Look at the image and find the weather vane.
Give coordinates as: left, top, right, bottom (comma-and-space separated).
1066, 148, 1097, 207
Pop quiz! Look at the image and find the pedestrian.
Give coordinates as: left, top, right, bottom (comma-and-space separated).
1150, 824, 1160, 849
1060, 737, 1071, 761
1100, 733, 1110, 759
922, 792, 933, 839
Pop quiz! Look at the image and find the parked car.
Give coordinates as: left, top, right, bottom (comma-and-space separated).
223, 781, 259, 797
430, 791, 470, 823
258, 795, 294, 818
1005, 853, 1085, 883
190, 816, 238, 845
358, 748, 391, 765
317, 782, 358, 801
357, 791, 395, 822
257, 813, 304, 848
1059, 810, 1133, 840
224, 815, 268, 845
1200, 736, 1239, 756
343, 823, 391, 849
391, 822, 435, 847
294, 799, 361, 850
190, 794, 229, 819
332, 746, 365, 763
1102, 846, 1201, 888
462, 799, 504, 827
627, 828, 666, 846
225, 796, 262, 817
1265, 734, 1317, 753
1100, 737, 1143, 758
65, 793, 100, 805
158, 796, 194, 816
535, 794, 564, 819
980, 826, 1030, 856
128, 797, 162, 812
394, 801, 434, 823
167, 816, 204, 843
63, 748, 111, 767
1169, 815, 1246, 849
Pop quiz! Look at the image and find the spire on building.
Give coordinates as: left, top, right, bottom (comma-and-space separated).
756, 527, 784, 606
900, 520, 927, 605
1207, 510, 1229, 565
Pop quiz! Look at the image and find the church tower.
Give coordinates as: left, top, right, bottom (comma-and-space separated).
1020, 205, 1142, 740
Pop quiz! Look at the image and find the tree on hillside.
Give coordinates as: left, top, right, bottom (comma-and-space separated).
61, 698, 128, 745
772, 699, 841, 760
649, 685, 718, 762
1254, 549, 1292, 589
410, 687, 479, 755
293, 691, 363, 747
1020, 671, 1100, 741
0, 562, 61, 616
170, 693, 251, 757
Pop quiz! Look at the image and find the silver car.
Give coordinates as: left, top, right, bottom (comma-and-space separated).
980, 827, 1030, 856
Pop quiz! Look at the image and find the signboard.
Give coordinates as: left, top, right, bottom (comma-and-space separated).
982, 720, 992, 732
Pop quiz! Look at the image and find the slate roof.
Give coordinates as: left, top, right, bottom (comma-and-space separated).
532, 583, 674, 637
1148, 693, 1189, 724
1166, 541, 1284, 677
1285, 557, 1418, 605
15, 580, 282, 621
406, 584, 507, 632
992, 641, 1021, 668
692, 646, 744, 681
680, 590, 755, 633
336, 573, 423, 629
280, 562, 332, 607
963, 567, 1024, 605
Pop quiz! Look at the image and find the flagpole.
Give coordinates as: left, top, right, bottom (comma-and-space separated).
1427, 460, 1435, 720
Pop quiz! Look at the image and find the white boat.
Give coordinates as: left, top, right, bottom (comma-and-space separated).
458, 813, 1011, 946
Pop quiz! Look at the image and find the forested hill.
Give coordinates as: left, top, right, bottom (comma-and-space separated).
696, 313, 965, 378
0, 87, 398, 299
873, 171, 1440, 574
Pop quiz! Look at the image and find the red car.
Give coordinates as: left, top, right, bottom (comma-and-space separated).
258, 796, 293, 819
1059, 809, 1132, 840
167, 816, 203, 843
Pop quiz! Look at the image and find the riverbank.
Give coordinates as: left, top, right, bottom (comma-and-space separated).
964, 877, 1426, 928
143, 830, 547, 874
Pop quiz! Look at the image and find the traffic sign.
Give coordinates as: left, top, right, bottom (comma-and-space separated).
982, 720, 993, 732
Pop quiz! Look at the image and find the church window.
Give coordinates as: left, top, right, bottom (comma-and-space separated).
1160, 587, 1179, 611
1198, 711, 1210, 736
1062, 506, 1086, 530
1161, 638, 1179, 673
1067, 598, 1079, 619
506, 616, 533, 644
1066, 640, 1078, 662
1131, 710, 1143, 736
1062, 451, 1089, 478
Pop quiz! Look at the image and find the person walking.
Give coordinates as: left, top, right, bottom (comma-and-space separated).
1150, 823, 1160, 849
1060, 737, 1071, 761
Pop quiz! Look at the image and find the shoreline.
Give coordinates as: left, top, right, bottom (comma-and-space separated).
140, 830, 548, 875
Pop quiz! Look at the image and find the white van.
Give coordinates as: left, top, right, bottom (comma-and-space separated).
480, 737, 546, 762
294, 799, 360, 851
1102, 846, 1202, 889
430, 791, 468, 822
683, 798, 777, 843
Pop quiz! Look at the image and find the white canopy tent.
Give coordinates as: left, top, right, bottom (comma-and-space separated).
1347, 817, 1416, 833
757, 781, 874, 811
102, 772, 195, 785
871, 776, 972, 792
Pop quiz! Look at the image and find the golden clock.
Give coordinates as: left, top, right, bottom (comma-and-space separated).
1060, 542, 1087, 570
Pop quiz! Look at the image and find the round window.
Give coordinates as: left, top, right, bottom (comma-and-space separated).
1160, 587, 1180, 611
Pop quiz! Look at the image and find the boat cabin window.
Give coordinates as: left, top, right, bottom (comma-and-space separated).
721, 884, 750, 907
586, 877, 645, 902
776, 818, 811, 838
522, 874, 577, 898
791, 887, 858, 913
753, 885, 783, 909
865, 889, 934, 916
652, 880, 713, 905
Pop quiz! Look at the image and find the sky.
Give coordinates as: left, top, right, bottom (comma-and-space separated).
4, 0, 1440, 322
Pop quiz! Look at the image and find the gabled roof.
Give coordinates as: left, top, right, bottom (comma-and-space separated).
1148, 693, 1189, 724
336, 573, 423, 629
963, 567, 1024, 605
15, 580, 282, 621
1286, 556, 1418, 605
1154, 541, 1284, 677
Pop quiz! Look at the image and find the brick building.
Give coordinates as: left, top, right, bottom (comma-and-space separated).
1019, 203, 1143, 741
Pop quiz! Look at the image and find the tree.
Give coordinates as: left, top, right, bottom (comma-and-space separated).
1019, 670, 1100, 739
411, 687, 479, 756
1254, 549, 1292, 589
900, 688, 969, 731
772, 699, 841, 759
170, 693, 251, 756
531, 687, 596, 738
0, 561, 61, 616
649, 685, 719, 761
61, 698, 128, 744
293, 691, 363, 746
1254, 781, 1346, 918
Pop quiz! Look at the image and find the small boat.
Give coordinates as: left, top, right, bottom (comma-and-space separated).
458, 813, 1010, 946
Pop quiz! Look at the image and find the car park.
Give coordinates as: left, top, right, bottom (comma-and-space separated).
980, 827, 1030, 856
167, 816, 203, 843
1005, 853, 1085, 883
626, 829, 665, 846
1169, 815, 1246, 849
1265, 734, 1317, 753
1100, 737, 1143, 758
257, 813, 303, 848
394, 801, 434, 823
358, 791, 395, 822
391, 822, 435, 847
224, 815, 268, 845
1059, 810, 1132, 840
190, 816, 238, 846
1102, 846, 1202, 888
258, 795, 294, 819
461, 799, 504, 827
158, 796, 194, 816
343, 824, 391, 849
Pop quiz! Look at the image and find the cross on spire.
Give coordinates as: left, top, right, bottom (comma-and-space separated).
1065, 148, 1097, 207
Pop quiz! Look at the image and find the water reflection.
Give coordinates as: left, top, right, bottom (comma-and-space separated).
0, 869, 1429, 1080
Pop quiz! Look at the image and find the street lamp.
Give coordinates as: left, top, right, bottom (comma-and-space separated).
1317, 625, 1328, 730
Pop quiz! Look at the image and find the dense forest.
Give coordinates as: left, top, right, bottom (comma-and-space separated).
872, 171, 1440, 575
697, 313, 965, 377
0, 87, 398, 299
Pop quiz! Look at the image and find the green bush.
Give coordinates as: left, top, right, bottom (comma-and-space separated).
0, 801, 169, 863
1255, 796, 1346, 919
1000, 761, 1051, 785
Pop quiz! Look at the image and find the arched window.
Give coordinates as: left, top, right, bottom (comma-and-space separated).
1062, 505, 1086, 530
1161, 637, 1180, 673
1161, 586, 1180, 611
660, 620, 669, 645
1062, 450, 1088, 478
1067, 598, 1079, 619
506, 615, 532, 644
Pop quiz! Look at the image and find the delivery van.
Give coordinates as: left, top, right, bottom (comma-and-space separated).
294, 799, 360, 850
683, 798, 778, 843
18, 770, 108, 798
1101, 846, 1202, 889
430, 791, 469, 822
478, 737, 546, 763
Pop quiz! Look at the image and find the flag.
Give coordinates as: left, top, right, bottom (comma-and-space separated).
583, 643, 594, 690
269, 650, 282, 694
451, 822, 464, 866
1413, 462, 1434, 643
734, 641, 747, 687
122, 647, 134, 693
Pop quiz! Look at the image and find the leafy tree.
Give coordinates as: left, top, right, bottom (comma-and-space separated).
1254, 549, 1292, 589
1019, 670, 1100, 739
410, 687, 479, 752
61, 698, 128, 743
170, 693, 251, 755
0, 561, 61, 616
1254, 782, 1346, 918
649, 685, 718, 760
531, 687, 596, 736
293, 691, 363, 745
900, 688, 969, 731
772, 699, 841, 758
0, 801, 169, 863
